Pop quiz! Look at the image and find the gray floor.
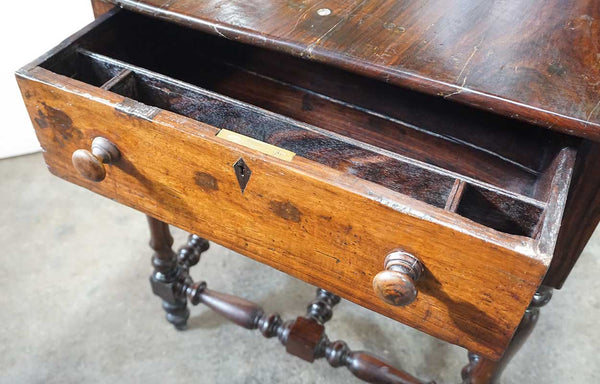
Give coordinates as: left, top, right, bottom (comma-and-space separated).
0, 153, 598, 384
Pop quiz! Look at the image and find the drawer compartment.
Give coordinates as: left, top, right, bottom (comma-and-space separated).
17, 10, 575, 360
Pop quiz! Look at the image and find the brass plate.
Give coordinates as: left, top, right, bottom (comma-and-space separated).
216, 129, 296, 162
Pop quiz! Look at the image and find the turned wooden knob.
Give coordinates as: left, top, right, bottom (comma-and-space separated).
72, 137, 120, 182
373, 251, 424, 306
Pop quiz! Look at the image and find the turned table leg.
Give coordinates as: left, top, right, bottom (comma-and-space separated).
461, 286, 553, 384
147, 216, 189, 329
147, 216, 210, 329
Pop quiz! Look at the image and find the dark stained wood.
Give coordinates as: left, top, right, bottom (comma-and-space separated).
148, 223, 209, 330
175, 37, 563, 179
17, 64, 559, 359
445, 180, 466, 212
177, 234, 210, 269
147, 215, 189, 330
342, 351, 434, 384
462, 286, 553, 384
103, 0, 600, 140
181, 280, 434, 384
306, 288, 341, 324
533, 148, 578, 258
544, 141, 600, 288
99, 68, 132, 90
455, 184, 543, 237
199, 288, 268, 329
286, 316, 326, 362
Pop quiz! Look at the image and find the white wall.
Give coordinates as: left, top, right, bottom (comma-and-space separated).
0, 1, 94, 159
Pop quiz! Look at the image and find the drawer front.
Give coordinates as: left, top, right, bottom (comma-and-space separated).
18, 68, 550, 360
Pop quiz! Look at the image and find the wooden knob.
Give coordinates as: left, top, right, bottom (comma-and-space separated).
71, 137, 120, 182
373, 251, 424, 306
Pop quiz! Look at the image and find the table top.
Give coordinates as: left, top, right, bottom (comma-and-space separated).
108, 0, 600, 140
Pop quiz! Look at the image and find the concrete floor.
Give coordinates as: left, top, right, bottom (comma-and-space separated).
0, 153, 598, 384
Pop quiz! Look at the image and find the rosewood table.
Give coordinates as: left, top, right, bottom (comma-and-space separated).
16, 1, 600, 383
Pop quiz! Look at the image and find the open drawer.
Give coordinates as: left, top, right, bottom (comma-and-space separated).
16, 9, 576, 360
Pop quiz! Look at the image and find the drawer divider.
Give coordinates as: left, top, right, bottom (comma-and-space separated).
100, 68, 133, 91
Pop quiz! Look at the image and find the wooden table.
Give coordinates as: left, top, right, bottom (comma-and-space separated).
16, 1, 599, 382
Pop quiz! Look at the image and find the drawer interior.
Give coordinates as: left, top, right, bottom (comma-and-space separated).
38, 10, 575, 239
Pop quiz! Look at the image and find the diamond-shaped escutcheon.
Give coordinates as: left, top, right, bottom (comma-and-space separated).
233, 158, 252, 194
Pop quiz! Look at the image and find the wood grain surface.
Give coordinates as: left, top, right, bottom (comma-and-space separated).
544, 141, 600, 287
17, 66, 555, 360
97, 0, 600, 140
